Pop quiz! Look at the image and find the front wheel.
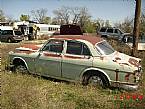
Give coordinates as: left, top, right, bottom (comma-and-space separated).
82, 73, 109, 88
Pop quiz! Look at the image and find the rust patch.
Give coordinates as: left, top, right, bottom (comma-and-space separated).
52, 35, 103, 45
100, 56, 104, 60
115, 57, 121, 60
16, 50, 35, 54
22, 44, 40, 50
125, 73, 130, 81
43, 53, 61, 57
128, 58, 139, 67
121, 63, 129, 65
64, 55, 84, 59
115, 69, 119, 81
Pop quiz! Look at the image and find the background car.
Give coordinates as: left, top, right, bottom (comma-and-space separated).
0, 26, 24, 43
122, 34, 145, 51
97, 27, 130, 41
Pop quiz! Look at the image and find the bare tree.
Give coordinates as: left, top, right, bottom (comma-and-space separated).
114, 17, 134, 33
31, 8, 50, 23
53, 6, 70, 24
0, 9, 5, 22
53, 6, 91, 30
71, 7, 81, 24
140, 10, 145, 34
78, 7, 91, 31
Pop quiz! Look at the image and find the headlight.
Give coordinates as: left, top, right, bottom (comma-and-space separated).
138, 66, 142, 73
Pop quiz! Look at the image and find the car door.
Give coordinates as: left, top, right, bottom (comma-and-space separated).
62, 40, 93, 80
106, 28, 114, 38
113, 29, 120, 39
35, 39, 64, 77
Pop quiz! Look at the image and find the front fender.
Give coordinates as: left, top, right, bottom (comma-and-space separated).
80, 67, 111, 82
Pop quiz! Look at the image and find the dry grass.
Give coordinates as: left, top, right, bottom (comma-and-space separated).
0, 39, 145, 109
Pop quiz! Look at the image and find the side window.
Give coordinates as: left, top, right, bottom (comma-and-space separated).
0, 30, 2, 35
107, 28, 113, 33
66, 41, 91, 56
42, 40, 63, 53
2, 30, 13, 35
100, 28, 106, 32
66, 41, 82, 55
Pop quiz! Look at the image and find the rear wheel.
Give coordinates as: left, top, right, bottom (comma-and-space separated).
15, 65, 28, 74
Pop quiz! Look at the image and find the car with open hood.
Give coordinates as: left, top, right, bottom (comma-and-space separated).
8, 35, 143, 90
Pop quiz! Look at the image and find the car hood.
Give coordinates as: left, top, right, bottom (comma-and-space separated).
108, 51, 141, 70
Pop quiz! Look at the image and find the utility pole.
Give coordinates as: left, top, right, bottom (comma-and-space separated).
132, 0, 141, 56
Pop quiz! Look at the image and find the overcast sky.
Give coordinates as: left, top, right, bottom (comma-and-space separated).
0, 0, 145, 24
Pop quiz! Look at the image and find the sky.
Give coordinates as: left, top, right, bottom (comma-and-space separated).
0, 0, 145, 25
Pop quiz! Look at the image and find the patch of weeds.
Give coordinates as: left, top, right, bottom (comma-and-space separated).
111, 93, 145, 109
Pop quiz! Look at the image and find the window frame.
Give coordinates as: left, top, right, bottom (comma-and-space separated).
106, 28, 113, 33
65, 40, 91, 56
1, 30, 13, 35
41, 39, 64, 53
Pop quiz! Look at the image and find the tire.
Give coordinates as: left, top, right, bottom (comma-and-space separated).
15, 65, 28, 74
7, 38, 12, 43
82, 73, 109, 88
17, 40, 22, 43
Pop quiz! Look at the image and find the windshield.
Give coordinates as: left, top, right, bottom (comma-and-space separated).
96, 41, 115, 55
14, 31, 22, 35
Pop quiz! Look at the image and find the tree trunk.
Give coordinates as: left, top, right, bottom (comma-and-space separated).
131, 0, 141, 56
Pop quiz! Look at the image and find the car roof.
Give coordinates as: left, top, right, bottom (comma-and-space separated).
51, 35, 103, 45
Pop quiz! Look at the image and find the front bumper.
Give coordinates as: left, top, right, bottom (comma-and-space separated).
120, 84, 139, 91
110, 81, 140, 91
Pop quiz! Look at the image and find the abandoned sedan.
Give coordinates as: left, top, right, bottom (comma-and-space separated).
8, 35, 142, 90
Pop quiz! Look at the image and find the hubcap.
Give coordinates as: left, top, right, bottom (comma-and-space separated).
15, 65, 27, 74
8, 39, 11, 43
89, 75, 103, 86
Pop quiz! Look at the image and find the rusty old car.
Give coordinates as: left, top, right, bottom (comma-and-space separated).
8, 35, 143, 90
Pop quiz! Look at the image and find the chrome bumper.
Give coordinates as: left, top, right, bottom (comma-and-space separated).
120, 84, 139, 91
110, 81, 139, 91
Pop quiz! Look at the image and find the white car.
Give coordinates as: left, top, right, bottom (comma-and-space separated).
122, 34, 145, 51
